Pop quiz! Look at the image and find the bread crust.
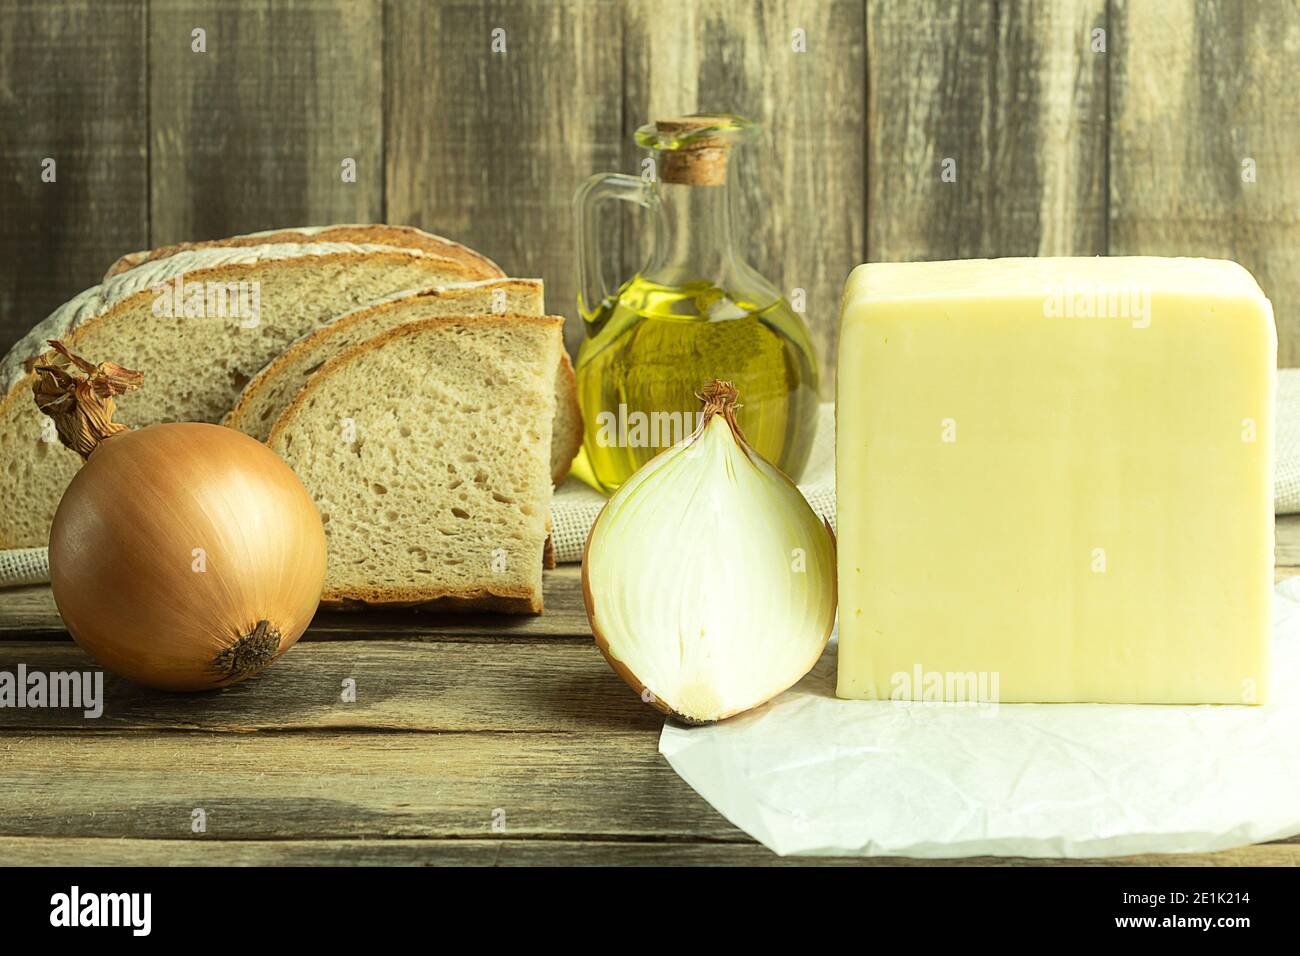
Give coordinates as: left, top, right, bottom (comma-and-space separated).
104, 224, 505, 281
551, 351, 583, 483
268, 312, 564, 613
322, 588, 542, 614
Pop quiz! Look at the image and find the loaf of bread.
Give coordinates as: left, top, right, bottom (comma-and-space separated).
224, 278, 583, 483
267, 313, 564, 612
104, 224, 503, 282
0, 242, 482, 547
114, 224, 583, 483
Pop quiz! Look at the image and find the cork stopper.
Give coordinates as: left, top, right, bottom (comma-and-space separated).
653, 115, 736, 186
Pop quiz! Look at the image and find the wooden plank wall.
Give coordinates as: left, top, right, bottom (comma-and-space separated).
0, 0, 148, 341
623, 0, 866, 373
867, 0, 1107, 259
386, 0, 624, 356
1, 0, 1297, 386
1109, 0, 1300, 367
149, 0, 386, 241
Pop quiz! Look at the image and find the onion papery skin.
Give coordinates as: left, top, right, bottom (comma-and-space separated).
48, 423, 327, 691
582, 411, 837, 723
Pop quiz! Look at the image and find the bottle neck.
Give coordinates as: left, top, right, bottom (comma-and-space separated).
644, 172, 741, 285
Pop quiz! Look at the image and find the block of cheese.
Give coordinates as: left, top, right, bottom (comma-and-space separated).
836, 257, 1275, 705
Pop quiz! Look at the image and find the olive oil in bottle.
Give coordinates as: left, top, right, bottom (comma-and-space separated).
573, 114, 820, 493
576, 275, 818, 492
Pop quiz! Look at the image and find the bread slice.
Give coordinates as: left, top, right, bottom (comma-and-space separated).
114, 225, 584, 483
267, 313, 563, 613
224, 278, 583, 483
0, 242, 483, 547
104, 223, 504, 282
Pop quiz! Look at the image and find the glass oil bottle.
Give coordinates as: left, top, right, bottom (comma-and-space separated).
572, 114, 819, 494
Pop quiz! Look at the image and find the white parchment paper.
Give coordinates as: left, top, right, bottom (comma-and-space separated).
660, 580, 1300, 859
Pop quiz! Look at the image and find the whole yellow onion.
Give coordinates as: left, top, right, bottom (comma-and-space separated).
34, 341, 326, 691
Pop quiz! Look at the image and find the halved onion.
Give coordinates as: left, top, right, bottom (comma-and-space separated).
582, 381, 836, 722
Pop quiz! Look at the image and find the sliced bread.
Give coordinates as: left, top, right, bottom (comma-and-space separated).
0, 242, 482, 547
266, 313, 563, 613
104, 223, 504, 282
224, 278, 583, 483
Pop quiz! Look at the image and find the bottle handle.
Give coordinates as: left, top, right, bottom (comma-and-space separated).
574, 172, 650, 321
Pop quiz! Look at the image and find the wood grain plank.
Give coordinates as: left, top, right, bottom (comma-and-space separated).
0, 587, 61, 638
0, 0, 148, 355
149, 0, 384, 244
0, 730, 742, 841
867, 0, 1107, 261
1, 835, 1294, 867
385, 0, 623, 357
0, 566, 593, 640
3, 569, 1297, 732
0, 639, 655, 733
6, 559, 1297, 638
1109, 0, 1300, 363
8, 560, 1296, 640
622, 0, 866, 395
5, 731, 1290, 850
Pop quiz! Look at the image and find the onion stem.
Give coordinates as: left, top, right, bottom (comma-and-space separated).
31, 339, 142, 459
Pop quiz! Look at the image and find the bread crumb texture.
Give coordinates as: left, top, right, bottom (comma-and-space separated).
268, 314, 562, 610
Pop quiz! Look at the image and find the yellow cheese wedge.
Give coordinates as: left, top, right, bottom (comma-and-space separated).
836, 257, 1275, 704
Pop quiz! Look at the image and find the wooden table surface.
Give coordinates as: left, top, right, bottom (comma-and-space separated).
3, 529, 1300, 867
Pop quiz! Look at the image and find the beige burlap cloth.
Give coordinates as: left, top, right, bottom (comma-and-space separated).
0, 548, 50, 587
8, 378, 1299, 587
